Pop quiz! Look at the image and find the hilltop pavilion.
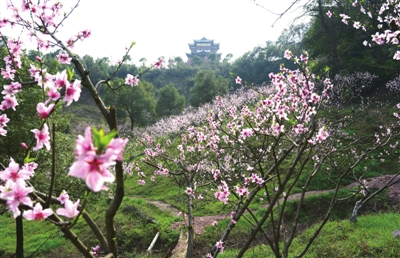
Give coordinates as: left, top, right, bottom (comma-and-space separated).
186, 37, 221, 60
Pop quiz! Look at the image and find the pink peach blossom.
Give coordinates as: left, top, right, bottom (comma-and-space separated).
31, 123, 51, 151
23, 202, 53, 221
56, 199, 80, 218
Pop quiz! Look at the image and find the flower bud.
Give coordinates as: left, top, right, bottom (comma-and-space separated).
21, 142, 28, 150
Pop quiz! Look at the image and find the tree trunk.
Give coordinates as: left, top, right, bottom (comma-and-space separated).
130, 117, 134, 130
350, 199, 363, 223
186, 191, 194, 258
16, 215, 24, 258
105, 107, 125, 256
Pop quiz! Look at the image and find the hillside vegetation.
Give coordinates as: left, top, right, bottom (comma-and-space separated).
1, 0, 400, 258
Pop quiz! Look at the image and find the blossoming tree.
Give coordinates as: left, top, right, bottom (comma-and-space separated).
138, 50, 399, 257
135, 0, 400, 256
0, 0, 400, 258
0, 0, 163, 257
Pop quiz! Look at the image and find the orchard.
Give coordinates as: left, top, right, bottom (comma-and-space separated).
0, 0, 400, 258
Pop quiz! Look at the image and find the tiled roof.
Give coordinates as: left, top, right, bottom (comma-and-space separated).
194, 37, 214, 43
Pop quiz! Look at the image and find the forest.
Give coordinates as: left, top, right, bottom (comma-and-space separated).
1, 0, 400, 258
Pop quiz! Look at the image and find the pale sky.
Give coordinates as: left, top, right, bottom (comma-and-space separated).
2, 0, 306, 65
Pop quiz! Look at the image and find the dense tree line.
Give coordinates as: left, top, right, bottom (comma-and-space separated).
23, 5, 400, 130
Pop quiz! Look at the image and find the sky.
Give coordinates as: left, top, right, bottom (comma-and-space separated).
1, 0, 307, 65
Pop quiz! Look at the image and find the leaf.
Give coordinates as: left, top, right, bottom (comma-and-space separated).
324, 66, 330, 73
24, 152, 37, 164
92, 127, 118, 153
66, 67, 74, 81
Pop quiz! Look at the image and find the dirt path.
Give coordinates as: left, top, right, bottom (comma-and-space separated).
281, 174, 400, 203
139, 175, 400, 236
195, 175, 399, 235
137, 175, 400, 257
135, 197, 228, 235
146, 199, 181, 217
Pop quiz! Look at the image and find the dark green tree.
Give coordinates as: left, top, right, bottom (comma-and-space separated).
231, 40, 295, 86
104, 79, 156, 129
222, 53, 233, 63
303, 0, 399, 78
174, 56, 184, 64
191, 55, 204, 66
139, 57, 147, 69
80, 55, 110, 85
207, 52, 220, 64
156, 83, 186, 117
190, 70, 228, 107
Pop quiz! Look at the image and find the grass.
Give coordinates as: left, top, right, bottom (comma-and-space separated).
2, 101, 399, 257
118, 103, 400, 256
62, 102, 106, 132
114, 197, 181, 257
291, 212, 400, 258
0, 212, 85, 257
0, 195, 181, 257
216, 212, 400, 258
195, 188, 392, 256
125, 172, 232, 216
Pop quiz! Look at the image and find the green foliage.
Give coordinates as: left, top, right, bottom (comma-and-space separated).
115, 197, 180, 256
190, 70, 228, 107
0, 217, 66, 257
208, 52, 220, 64
0, 87, 41, 163
28, 48, 234, 110
217, 212, 400, 258
230, 31, 303, 87
80, 55, 110, 84
103, 79, 156, 129
191, 55, 204, 66
290, 213, 400, 258
92, 127, 117, 153
303, 0, 399, 78
66, 67, 74, 81
155, 83, 186, 117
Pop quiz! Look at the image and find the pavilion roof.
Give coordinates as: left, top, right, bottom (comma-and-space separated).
193, 37, 214, 43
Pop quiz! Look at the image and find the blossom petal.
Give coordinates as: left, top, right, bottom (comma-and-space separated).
86, 171, 104, 192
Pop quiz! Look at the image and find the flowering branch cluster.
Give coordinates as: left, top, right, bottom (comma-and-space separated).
330, 72, 378, 108
68, 127, 128, 192
326, 0, 400, 60
135, 50, 339, 255
0, 1, 143, 256
386, 74, 400, 94
124, 57, 164, 87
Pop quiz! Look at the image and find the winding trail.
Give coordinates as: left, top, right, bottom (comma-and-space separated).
137, 175, 400, 257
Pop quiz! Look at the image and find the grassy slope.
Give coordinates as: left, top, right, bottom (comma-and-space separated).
218, 213, 400, 258
0, 196, 181, 257
1, 102, 399, 257
125, 104, 400, 257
